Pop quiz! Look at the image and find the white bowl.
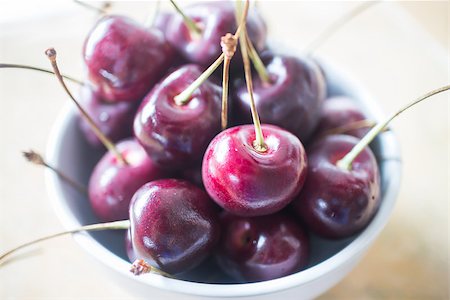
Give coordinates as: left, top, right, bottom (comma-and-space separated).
45, 60, 401, 300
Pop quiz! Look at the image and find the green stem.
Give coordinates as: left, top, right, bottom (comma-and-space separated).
169, 0, 202, 36
337, 85, 450, 170
173, 54, 225, 105
0, 220, 130, 265
0, 63, 82, 85
245, 31, 270, 84
238, 1, 266, 152
45, 48, 128, 166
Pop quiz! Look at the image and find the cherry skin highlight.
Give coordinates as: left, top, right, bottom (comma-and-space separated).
134, 64, 221, 170
129, 179, 221, 274
234, 51, 326, 142
291, 135, 380, 239
202, 124, 308, 217
88, 139, 167, 222
78, 84, 137, 148
83, 15, 174, 102
315, 96, 369, 139
165, 1, 266, 67
216, 212, 309, 282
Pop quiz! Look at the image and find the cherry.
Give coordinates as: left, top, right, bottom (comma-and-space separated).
89, 139, 167, 222
129, 179, 221, 274
165, 1, 266, 68
134, 64, 221, 169
216, 212, 309, 282
202, 124, 307, 217
291, 135, 380, 238
83, 15, 174, 103
234, 51, 326, 141
78, 84, 137, 148
315, 96, 370, 139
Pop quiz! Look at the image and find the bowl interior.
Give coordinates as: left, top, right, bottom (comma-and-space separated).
45, 59, 401, 296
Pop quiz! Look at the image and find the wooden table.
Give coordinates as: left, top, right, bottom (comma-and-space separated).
0, 1, 448, 299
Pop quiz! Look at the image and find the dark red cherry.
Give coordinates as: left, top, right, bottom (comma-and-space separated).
216, 212, 309, 282
134, 64, 221, 170
202, 124, 307, 217
78, 84, 137, 148
129, 179, 221, 274
83, 15, 174, 102
234, 51, 326, 141
165, 1, 266, 67
291, 135, 380, 239
315, 97, 369, 139
88, 139, 167, 222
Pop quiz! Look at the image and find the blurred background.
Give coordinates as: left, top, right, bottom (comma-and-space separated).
0, 1, 448, 299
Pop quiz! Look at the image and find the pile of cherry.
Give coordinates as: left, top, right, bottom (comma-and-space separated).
75, 1, 380, 282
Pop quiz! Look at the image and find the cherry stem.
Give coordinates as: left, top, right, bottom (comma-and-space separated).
235, 0, 270, 84
304, 1, 380, 54
337, 85, 450, 170
23, 150, 87, 195
0, 63, 83, 85
0, 220, 130, 266
319, 119, 379, 137
169, 0, 202, 36
245, 31, 270, 84
221, 57, 231, 130
174, 0, 250, 107
45, 48, 128, 166
221, 33, 238, 130
238, 1, 266, 152
144, 0, 161, 28
73, 0, 111, 15
173, 53, 225, 105
130, 259, 173, 278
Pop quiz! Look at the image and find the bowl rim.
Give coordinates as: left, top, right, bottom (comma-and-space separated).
45, 61, 402, 298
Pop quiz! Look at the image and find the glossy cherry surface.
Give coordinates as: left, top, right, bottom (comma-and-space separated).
216, 212, 309, 282
88, 139, 166, 222
165, 1, 266, 67
315, 96, 369, 139
292, 135, 380, 239
78, 84, 137, 148
129, 179, 221, 274
83, 15, 174, 102
234, 51, 326, 142
202, 124, 307, 217
134, 64, 221, 169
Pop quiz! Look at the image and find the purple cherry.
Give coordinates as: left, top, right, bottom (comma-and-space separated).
291, 135, 380, 239
83, 15, 174, 102
234, 51, 326, 141
78, 84, 137, 148
315, 96, 369, 139
129, 179, 221, 274
165, 1, 266, 67
134, 64, 221, 169
202, 124, 307, 217
216, 212, 309, 282
88, 139, 167, 222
